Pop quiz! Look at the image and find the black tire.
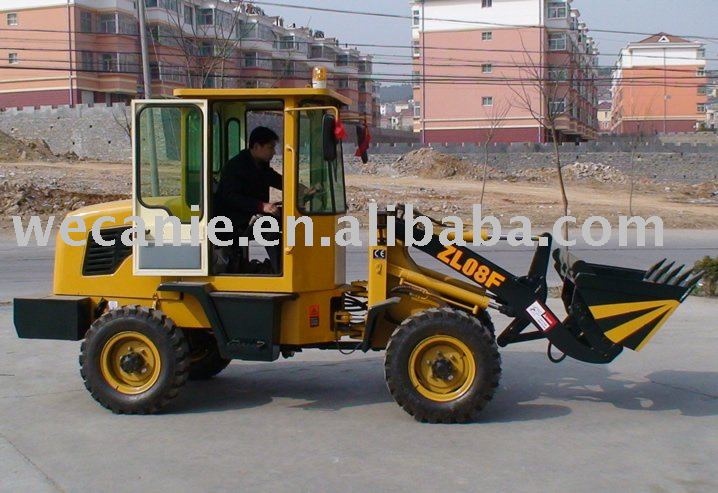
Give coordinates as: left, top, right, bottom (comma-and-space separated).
185, 330, 232, 380
79, 306, 190, 415
385, 308, 501, 423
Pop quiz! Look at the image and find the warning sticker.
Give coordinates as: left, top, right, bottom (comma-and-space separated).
526, 301, 559, 332
309, 304, 320, 328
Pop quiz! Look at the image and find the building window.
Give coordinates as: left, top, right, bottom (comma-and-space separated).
697, 104, 706, 113
337, 77, 349, 89
145, 0, 158, 7
161, 0, 180, 12
548, 67, 567, 81
99, 13, 117, 34
547, 1, 567, 19
197, 8, 213, 25
698, 86, 707, 95
482, 0, 492, 7
8, 53, 18, 64
549, 98, 566, 114
244, 52, 258, 67
697, 48, 706, 58
549, 32, 567, 51
184, 4, 194, 25
482, 31, 493, 41
697, 68, 706, 77
413, 102, 421, 118
482, 96, 493, 106
413, 40, 421, 57
7, 13, 18, 26
101, 53, 118, 72
482, 63, 493, 74
80, 11, 93, 32
412, 8, 421, 27
80, 51, 94, 71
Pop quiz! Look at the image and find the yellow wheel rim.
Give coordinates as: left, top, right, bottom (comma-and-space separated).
100, 331, 162, 395
408, 335, 477, 402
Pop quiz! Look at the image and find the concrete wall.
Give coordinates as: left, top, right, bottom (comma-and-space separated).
0, 103, 132, 162
0, 103, 418, 162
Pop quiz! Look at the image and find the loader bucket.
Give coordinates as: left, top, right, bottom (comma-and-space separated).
553, 251, 702, 352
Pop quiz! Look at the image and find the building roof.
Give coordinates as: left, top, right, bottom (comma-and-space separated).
174, 88, 352, 106
638, 32, 692, 44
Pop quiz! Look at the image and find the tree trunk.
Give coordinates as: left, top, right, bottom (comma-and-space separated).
480, 141, 490, 209
551, 126, 569, 243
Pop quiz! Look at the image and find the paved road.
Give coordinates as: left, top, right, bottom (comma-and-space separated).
1, 298, 717, 492
1, 229, 717, 302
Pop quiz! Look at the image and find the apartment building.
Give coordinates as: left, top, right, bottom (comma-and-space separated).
611, 33, 707, 134
0, 1, 378, 124
412, 0, 599, 144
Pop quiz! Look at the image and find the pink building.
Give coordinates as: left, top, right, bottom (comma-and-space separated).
611, 34, 708, 135
0, 1, 378, 124
412, 0, 599, 143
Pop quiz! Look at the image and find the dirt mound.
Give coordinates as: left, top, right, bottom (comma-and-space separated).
394, 148, 480, 179
1, 180, 129, 217
0, 131, 60, 162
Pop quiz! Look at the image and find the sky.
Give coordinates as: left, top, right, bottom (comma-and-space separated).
257, 0, 717, 80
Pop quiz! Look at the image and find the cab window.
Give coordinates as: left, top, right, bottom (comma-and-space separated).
137, 105, 203, 223
297, 109, 346, 214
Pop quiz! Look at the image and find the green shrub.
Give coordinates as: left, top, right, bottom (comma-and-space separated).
694, 256, 718, 297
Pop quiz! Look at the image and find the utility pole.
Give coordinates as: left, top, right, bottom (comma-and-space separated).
663, 47, 667, 134
421, 0, 426, 146
67, 0, 74, 106
137, 0, 159, 195
138, 0, 153, 99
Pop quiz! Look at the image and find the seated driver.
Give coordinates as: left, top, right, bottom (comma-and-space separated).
214, 126, 282, 273
214, 126, 315, 274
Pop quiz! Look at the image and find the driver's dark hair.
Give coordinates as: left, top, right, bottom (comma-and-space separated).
249, 126, 279, 148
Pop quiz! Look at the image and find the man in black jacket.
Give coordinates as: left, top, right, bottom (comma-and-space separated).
214, 126, 283, 232
214, 126, 283, 273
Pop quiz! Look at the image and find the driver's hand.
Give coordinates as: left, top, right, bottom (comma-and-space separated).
260, 202, 280, 215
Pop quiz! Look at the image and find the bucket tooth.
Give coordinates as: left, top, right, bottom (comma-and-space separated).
647, 261, 674, 283
682, 271, 704, 289
644, 258, 667, 280
673, 269, 694, 286
659, 264, 685, 285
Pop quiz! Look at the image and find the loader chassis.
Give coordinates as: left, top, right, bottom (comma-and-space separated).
13, 88, 700, 422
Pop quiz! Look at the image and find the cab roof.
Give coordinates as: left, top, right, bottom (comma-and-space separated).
173, 88, 352, 106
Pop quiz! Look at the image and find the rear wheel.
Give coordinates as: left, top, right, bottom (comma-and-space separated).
185, 330, 231, 380
385, 308, 501, 423
80, 306, 190, 414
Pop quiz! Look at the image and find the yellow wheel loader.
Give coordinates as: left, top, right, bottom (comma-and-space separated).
14, 89, 701, 422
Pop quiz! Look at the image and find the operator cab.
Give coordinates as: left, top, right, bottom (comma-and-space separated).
132, 88, 351, 293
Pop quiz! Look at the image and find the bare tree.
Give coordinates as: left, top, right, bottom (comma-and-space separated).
164, 1, 247, 89
479, 100, 511, 209
111, 104, 131, 141
509, 37, 572, 241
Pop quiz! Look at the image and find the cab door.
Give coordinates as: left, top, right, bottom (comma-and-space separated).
132, 100, 209, 276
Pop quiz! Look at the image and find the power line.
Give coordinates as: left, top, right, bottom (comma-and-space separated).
2, 27, 718, 63
0, 63, 708, 90
4, 43, 715, 81
250, 1, 718, 43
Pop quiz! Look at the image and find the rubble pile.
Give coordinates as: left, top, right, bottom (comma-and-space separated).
393, 148, 482, 179
0, 180, 128, 217
0, 131, 60, 162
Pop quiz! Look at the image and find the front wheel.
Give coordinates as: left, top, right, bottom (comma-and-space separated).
385, 308, 501, 423
80, 306, 190, 414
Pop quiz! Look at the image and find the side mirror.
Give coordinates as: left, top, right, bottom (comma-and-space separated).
322, 114, 338, 162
